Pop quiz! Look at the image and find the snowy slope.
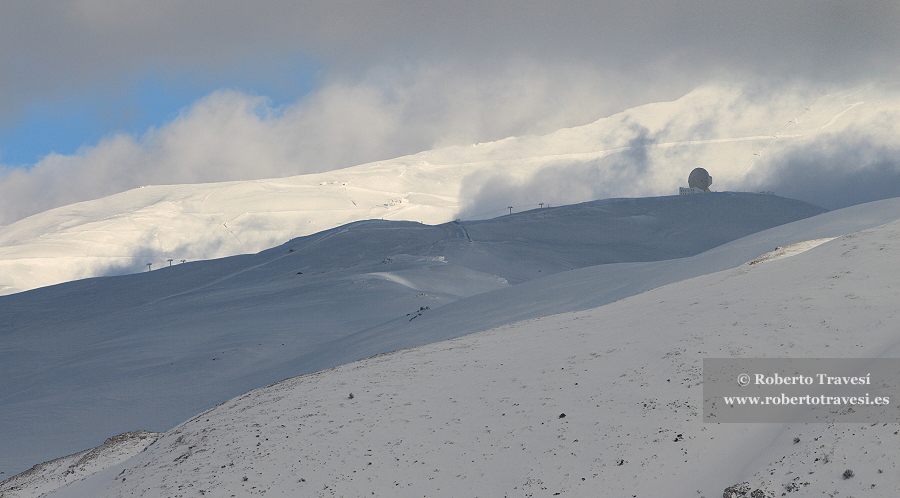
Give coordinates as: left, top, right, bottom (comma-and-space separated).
27, 209, 900, 498
0, 170, 459, 295
0, 432, 159, 498
345, 196, 900, 355
2, 81, 899, 295
0, 193, 825, 479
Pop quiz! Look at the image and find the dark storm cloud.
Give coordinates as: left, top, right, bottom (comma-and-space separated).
754, 135, 900, 210
2, 1, 899, 120
619, 124, 660, 175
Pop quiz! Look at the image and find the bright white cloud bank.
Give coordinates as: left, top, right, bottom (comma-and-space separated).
0, 62, 665, 225
3, 76, 900, 229
2, 80, 900, 295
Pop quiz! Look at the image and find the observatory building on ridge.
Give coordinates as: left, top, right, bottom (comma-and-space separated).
679, 168, 712, 195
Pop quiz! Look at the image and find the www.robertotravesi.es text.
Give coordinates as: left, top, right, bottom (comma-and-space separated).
723, 393, 890, 406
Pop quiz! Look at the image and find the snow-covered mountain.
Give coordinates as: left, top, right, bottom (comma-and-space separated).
0, 192, 825, 479
2, 81, 899, 295
4, 80, 900, 497
5, 195, 900, 498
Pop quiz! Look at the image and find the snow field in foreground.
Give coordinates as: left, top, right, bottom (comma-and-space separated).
38, 216, 900, 498
0, 193, 828, 478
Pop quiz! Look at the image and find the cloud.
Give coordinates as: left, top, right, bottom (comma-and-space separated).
456, 82, 900, 218
1, 2, 900, 223
3, 1, 899, 123
458, 123, 663, 219
0, 61, 661, 225
751, 133, 900, 210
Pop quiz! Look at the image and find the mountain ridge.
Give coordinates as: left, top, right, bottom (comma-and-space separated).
1, 193, 827, 478
9, 200, 900, 497
3, 81, 898, 295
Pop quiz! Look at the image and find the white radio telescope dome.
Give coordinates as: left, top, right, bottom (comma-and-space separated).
688, 168, 712, 192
